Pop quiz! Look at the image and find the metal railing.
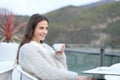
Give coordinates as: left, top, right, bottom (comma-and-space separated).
65, 47, 120, 76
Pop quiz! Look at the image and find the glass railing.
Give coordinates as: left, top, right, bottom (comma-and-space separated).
65, 48, 120, 76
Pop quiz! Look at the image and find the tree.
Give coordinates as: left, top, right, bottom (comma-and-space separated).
0, 8, 26, 43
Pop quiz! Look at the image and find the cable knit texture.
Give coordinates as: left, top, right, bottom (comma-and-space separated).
19, 41, 78, 80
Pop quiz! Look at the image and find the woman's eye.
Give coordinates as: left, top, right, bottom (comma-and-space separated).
46, 27, 48, 30
39, 27, 44, 29
39, 26, 48, 30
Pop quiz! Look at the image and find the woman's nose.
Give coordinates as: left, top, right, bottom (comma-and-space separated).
43, 29, 48, 34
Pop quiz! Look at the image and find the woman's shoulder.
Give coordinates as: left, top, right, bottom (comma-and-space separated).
20, 42, 33, 50
42, 43, 52, 49
42, 43, 49, 47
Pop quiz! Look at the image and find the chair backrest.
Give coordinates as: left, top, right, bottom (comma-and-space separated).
12, 65, 38, 80
0, 42, 19, 62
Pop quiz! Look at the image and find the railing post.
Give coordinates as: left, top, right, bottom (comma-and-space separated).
99, 45, 105, 79
100, 45, 105, 66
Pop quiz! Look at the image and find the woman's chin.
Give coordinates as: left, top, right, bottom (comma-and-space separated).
40, 40, 44, 43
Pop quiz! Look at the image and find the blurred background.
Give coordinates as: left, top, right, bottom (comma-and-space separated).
0, 0, 120, 76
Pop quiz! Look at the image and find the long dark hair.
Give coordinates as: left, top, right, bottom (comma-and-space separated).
16, 14, 49, 64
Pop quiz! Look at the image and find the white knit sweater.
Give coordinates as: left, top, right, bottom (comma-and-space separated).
19, 41, 78, 80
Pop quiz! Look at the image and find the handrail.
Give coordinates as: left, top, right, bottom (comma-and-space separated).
65, 48, 120, 57
65, 47, 120, 66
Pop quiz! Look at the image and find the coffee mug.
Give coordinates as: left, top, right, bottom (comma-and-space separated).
53, 43, 64, 52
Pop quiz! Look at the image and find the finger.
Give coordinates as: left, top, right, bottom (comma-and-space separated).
61, 44, 65, 51
62, 44, 65, 48
87, 77, 93, 80
56, 51, 63, 55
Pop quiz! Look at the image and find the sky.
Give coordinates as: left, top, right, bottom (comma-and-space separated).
0, 0, 101, 16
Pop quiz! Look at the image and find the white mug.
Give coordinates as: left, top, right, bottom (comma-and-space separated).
53, 43, 64, 52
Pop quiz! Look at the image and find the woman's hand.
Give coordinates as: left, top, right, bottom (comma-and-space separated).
76, 76, 92, 80
56, 44, 65, 55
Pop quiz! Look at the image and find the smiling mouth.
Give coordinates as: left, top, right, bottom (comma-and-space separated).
40, 35, 46, 38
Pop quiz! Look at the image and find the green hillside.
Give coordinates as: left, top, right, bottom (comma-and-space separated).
44, 1, 120, 48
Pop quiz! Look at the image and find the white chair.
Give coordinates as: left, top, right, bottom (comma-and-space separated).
0, 42, 39, 80
12, 65, 38, 80
0, 42, 19, 80
105, 63, 120, 80
0, 42, 19, 61
0, 61, 14, 80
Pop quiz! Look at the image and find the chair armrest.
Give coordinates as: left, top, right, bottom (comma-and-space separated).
0, 61, 14, 74
16, 65, 38, 80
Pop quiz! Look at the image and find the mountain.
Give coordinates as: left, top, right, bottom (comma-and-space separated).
79, 0, 116, 8
44, 1, 120, 48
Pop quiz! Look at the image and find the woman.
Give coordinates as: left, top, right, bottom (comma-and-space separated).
16, 14, 92, 80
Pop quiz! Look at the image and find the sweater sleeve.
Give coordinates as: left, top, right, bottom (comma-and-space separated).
55, 53, 68, 69
19, 44, 78, 80
43, 43, 68, 69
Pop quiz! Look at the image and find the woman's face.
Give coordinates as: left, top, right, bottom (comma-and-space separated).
32, 20, 48, 43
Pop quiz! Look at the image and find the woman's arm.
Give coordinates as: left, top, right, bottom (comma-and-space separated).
55, 52, 68, 69
54, 44, 68, 69
43, 43, 68, 69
